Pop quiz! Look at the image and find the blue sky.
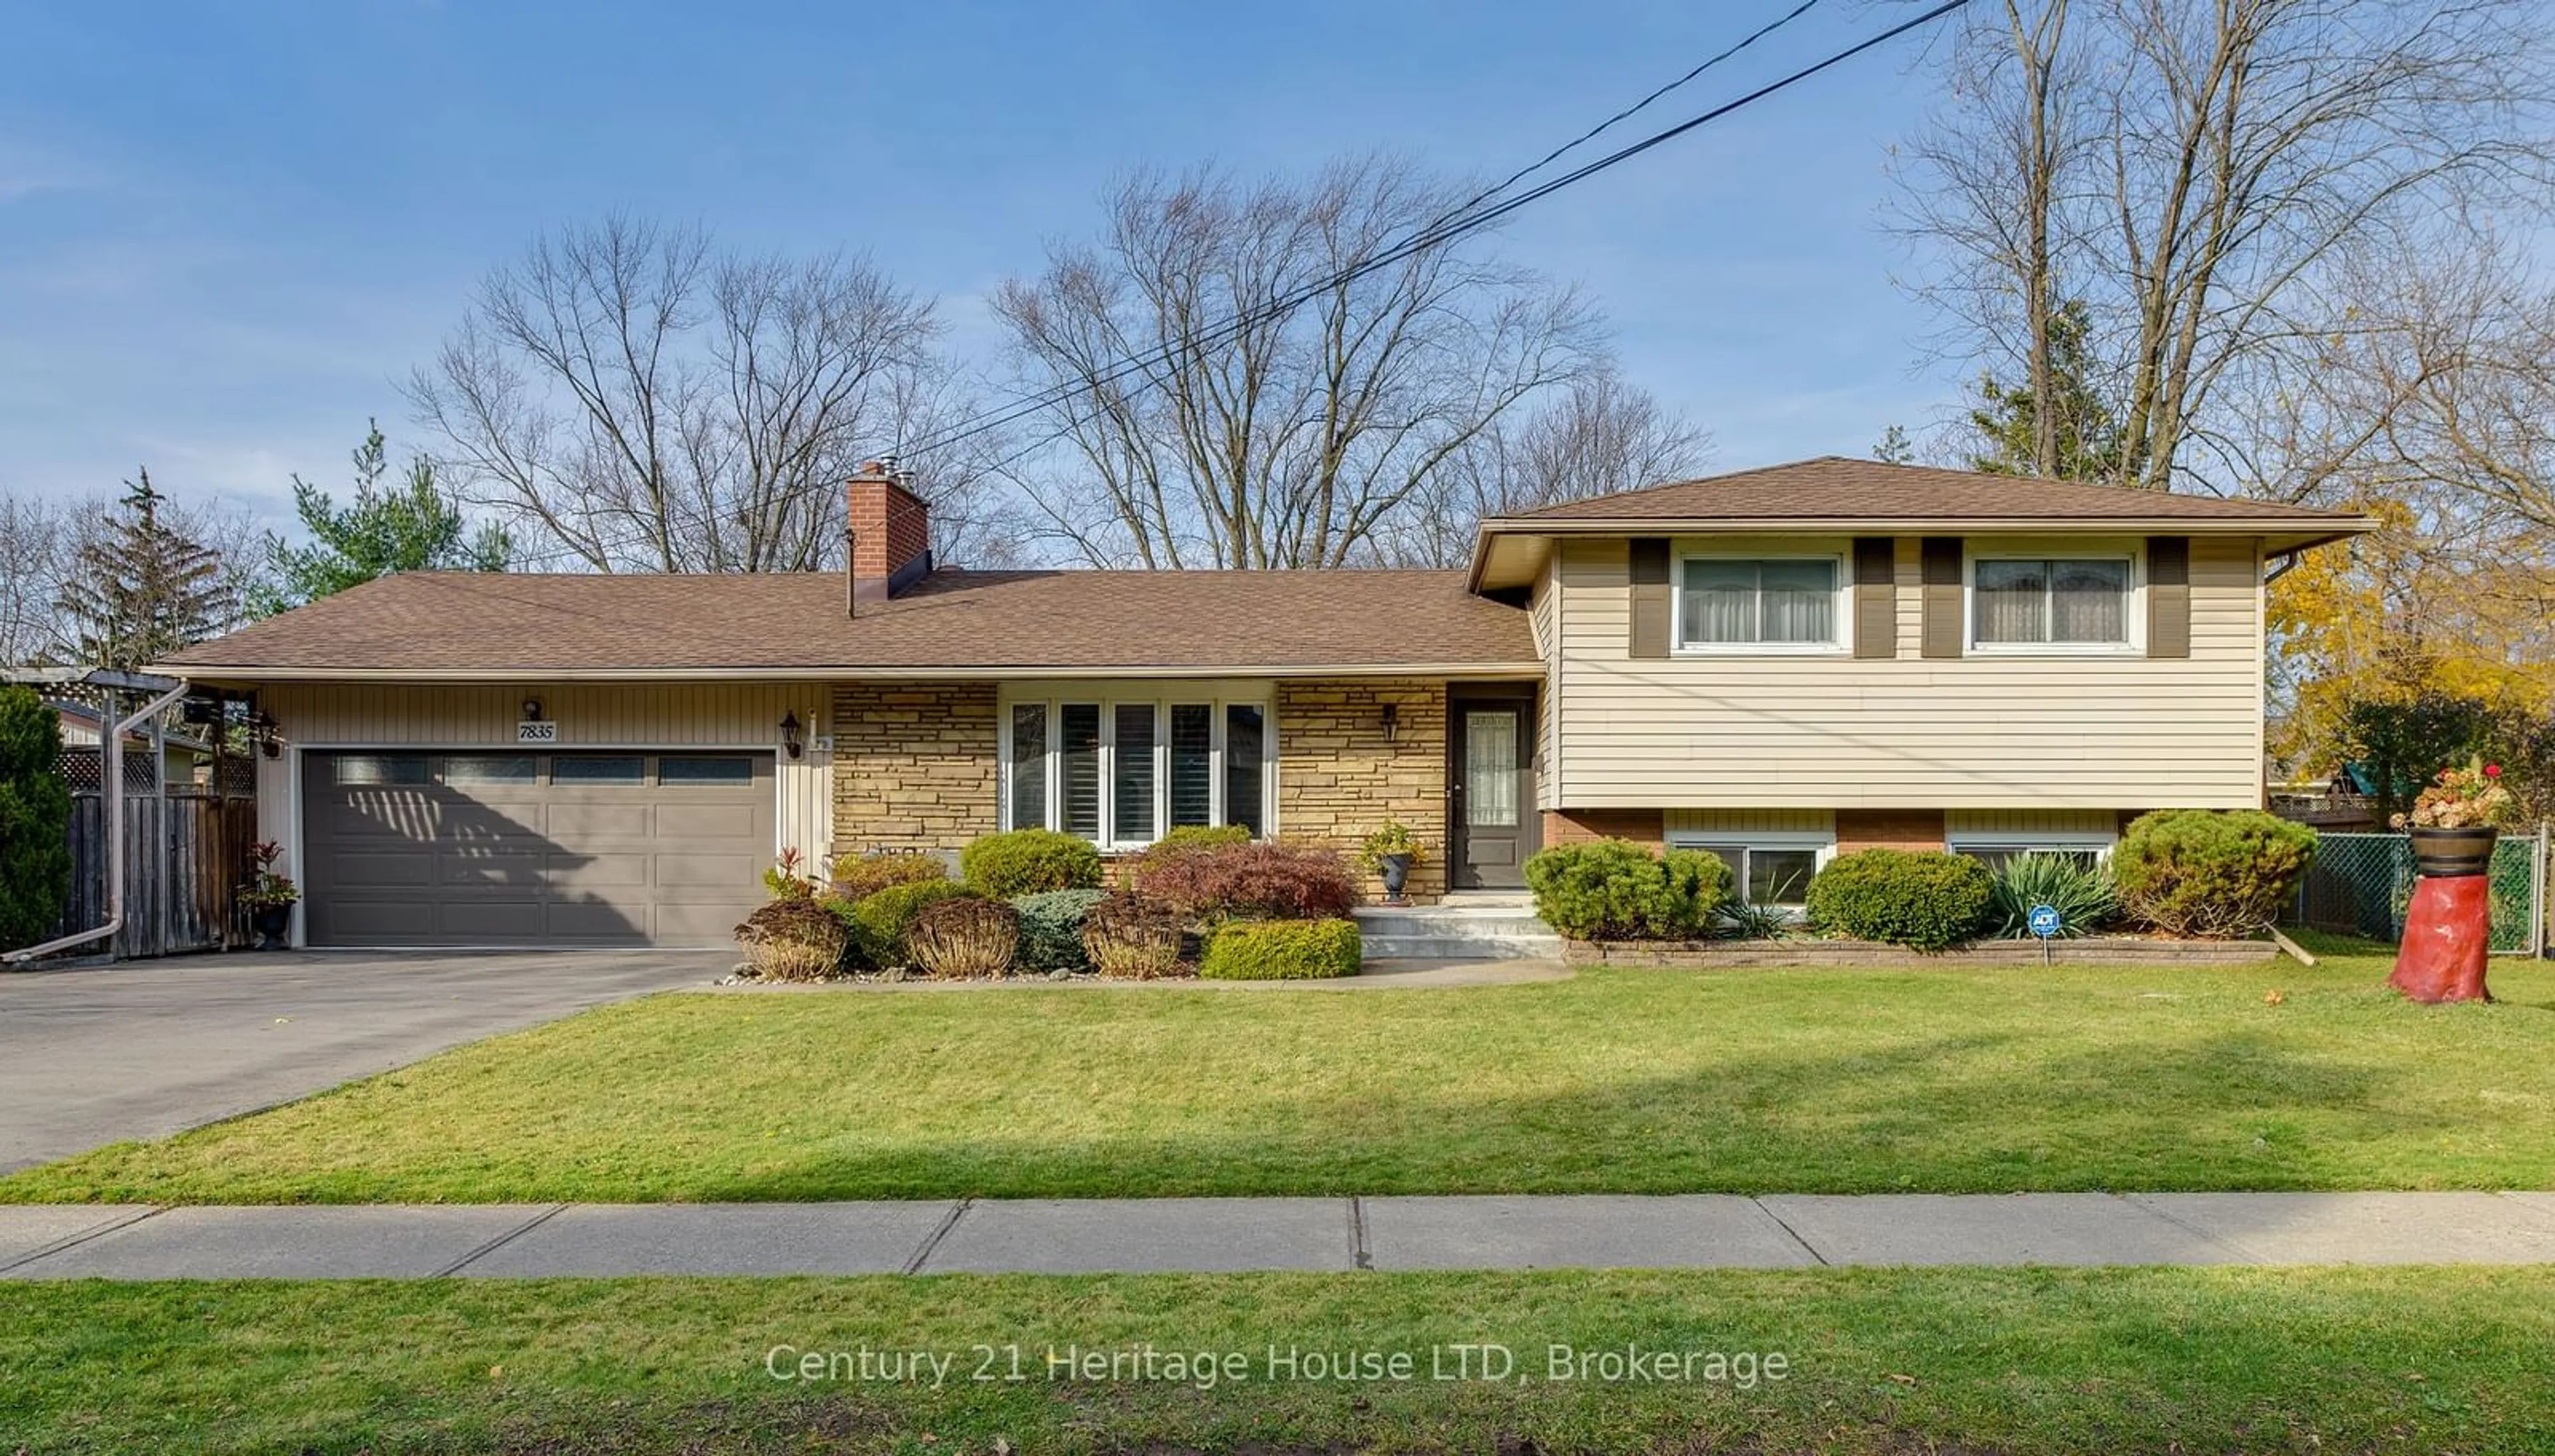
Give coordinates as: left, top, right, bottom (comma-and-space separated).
0, 0, 1963, 529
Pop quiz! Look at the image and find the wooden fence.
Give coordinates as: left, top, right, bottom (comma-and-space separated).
61, 785, 259, 959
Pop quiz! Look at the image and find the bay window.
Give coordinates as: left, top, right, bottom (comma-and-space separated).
1677, 556, 1841, 651
1003, 692, 1272, 847
1973, 557, 2131, 648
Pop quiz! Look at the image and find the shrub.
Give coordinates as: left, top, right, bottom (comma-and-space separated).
1200, 917, 1361, 980
1081, 892, 1186, 979
1804, 849, 1995, 950
1715, 899, 1793, 942
1120, 825, 1254, 889
761, 847, 816, 901
1013, 888, 1110, 974
961, 829, 1104, 897
1136, 841, 1359, 923
910, 897, 1020, 979
828, 851, 949, 903
836, 881, 974, 972
1988, 853, 2121, 940
0, 685, 72, 952
2113, 809, 2318, 939
1522, 839, 1730, 941
733, 898, 850, 982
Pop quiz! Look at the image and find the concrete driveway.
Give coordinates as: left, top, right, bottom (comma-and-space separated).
0, 950, 725, 1173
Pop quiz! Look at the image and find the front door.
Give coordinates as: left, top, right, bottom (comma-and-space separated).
1447, 687, 1538, 890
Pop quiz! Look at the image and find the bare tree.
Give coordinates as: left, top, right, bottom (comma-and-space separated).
991, 156, 1605, 568
407, 216, 1005, 572
1377, 371, 1713, 567
0, 493, 69, 665
1894, 0, 2551, 493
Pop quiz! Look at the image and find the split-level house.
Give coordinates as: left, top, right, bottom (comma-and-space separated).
161, 458, 2372, 946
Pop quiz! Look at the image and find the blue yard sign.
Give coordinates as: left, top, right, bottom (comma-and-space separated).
2027, 903, 2062, 939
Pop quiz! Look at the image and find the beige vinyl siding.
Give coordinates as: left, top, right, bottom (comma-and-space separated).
1530, 551, 1562, 811
1550, 534, 2264, 809
254, 681, 832, 887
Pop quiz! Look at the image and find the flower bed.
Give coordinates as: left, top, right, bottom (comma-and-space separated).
1563, 935, 2278, 968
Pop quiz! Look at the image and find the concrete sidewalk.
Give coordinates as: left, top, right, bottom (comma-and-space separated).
8, 1191, 2555, 1280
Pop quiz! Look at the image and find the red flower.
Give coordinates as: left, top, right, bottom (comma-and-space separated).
2485, 764, 2503, 778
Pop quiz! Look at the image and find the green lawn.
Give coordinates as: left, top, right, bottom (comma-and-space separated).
7, 1266, 2554, 1453
8, 948, 2554, 1204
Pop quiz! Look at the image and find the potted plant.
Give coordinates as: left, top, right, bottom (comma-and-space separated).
1359, 820, 1425, 905
2392, 760, 2515, 877
240, 840, 300, 950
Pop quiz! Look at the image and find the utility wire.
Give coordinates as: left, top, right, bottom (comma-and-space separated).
502, 0, 1965, 570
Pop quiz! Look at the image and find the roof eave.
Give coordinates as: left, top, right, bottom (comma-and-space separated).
162, 661, 1552, 686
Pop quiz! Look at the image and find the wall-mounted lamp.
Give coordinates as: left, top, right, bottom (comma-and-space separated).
248, 710, 282, 760
779, 710, 804, 760
1379, 702, 1399, 744
520, 697, 545, 722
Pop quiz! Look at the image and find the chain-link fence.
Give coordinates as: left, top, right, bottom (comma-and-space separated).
2289, 829, 2548, 956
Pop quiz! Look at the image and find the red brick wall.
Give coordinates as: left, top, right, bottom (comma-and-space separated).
1834, 809, 1946, 853
848, 471, 931, 585
1540, 809, 1665, 851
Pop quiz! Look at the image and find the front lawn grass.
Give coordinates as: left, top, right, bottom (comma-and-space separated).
7, 950, 2552, 1204
6, 1266, 2554, 1454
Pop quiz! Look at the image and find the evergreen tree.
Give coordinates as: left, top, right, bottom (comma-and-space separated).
51, 470, 236, 671
1964, 301, 2132, 483
250, 422, 510, 617
0, 684, 74, 952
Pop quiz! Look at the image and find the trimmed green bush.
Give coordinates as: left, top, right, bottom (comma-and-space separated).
1011, 888, 1110, 974
2113, 809, 2318, 938
0, 685, 73, 952
831, 881, 974, 972
1988, 853, 2121, 939
1200, 917, 1361, 980
1805, 849, 1995, 950
1522, 839, 1731, 941
960, 829, 1103, 898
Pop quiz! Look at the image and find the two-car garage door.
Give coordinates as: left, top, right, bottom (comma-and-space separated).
303, 751, 774, 946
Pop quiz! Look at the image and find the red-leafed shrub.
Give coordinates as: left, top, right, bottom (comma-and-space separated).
1136, 841, 1359, 923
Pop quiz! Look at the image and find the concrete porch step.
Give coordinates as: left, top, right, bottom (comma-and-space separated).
1353, 897, 1560, 962
1360, 933, 1564, 961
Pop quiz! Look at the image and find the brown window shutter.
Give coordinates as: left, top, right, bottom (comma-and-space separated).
1852, 537, 1896, 659
2146, 535, 2191, 659
1919, 536, 1963, 659
1628, 538, 1671, 659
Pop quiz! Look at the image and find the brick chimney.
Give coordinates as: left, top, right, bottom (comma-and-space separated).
846, 459, 932, 613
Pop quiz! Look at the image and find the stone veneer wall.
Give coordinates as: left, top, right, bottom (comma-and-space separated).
831, 682, 999, 855
1276, 678, 1448, 903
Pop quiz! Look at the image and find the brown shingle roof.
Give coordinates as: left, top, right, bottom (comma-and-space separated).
162, 568, 1539, 677
1502, 456, 2367, 525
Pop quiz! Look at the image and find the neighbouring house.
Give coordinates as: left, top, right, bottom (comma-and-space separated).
52, 698, 217, 788
158, 458, 2371, 948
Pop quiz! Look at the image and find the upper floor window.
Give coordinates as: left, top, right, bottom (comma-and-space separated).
1677, 557, 1840, 652
1973, 557, 2130, 648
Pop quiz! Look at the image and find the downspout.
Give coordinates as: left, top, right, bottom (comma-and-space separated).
4, 680, 192, 964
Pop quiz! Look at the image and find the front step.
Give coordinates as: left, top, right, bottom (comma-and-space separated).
1352, 898, 1561, 962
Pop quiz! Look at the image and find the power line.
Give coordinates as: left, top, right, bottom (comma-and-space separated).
501, 0, 1967, 571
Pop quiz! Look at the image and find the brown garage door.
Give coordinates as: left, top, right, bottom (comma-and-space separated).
303, 751, 774, 946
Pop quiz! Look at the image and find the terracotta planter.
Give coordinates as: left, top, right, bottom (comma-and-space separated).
2409, 825, 2497, 879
